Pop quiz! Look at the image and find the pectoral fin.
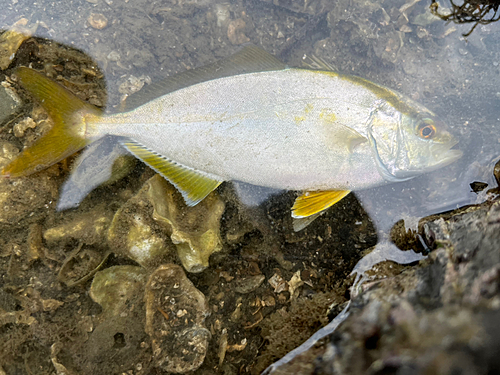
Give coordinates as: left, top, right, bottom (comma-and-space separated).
292, 190, 351, 219
121, 139, 223, 206
322, 121, 367, 154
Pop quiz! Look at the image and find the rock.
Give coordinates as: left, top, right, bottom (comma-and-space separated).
227, 19, 250, 45
273, 199, 500, 374
233, 274, 265, 294
0, 173, 58, 225
144, 264, 210, 373
0, 19, 38, 69
44, 204, 113, 246
0, 83, 21, 126
87, 13, 108, 30
147, 174, 225, 273
327, 0, 403, 64
107, 179, 175, 269
89, 265, 147, 318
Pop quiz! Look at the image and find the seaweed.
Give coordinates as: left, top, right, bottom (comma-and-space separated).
431, 0, 500, 37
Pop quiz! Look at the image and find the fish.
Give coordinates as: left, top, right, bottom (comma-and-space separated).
1, 45, 462, 225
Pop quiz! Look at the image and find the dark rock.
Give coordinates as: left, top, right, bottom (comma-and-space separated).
274, 200, 500, 375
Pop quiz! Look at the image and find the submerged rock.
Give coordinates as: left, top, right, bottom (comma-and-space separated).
89, 265, 147, 318
147, 175, 225, 273
77, 266, 150, 375
144, 264, 210, 373
44, 204, 113, 246
107, 179, 174, 269
107, 174, 224, 272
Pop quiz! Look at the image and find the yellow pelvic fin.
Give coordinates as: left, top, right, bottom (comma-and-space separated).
121, 139, 223, 206
292, 190, 351, 219
2, 67, 102, 177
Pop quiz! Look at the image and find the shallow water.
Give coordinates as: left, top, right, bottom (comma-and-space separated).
0, 0, 499, 374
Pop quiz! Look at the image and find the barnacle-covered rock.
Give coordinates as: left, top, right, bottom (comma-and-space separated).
89, 265, 147, 318
145, 264, 210, 373
84, 266, 149, 375
44, 204, 113, 246
0, 140, 58, 224
147, 175, 225, 273
107, 181, 174, 269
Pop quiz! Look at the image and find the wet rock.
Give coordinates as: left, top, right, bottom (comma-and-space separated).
233, 274, 265, 294
0, 82, 21, 126
13, 117, 37, 138
227, 19, 250, 45
107, 179, 174, 269
89, 265, 147, 318
277, 199, 500, 374
327, 0, 404, 64
144, 264, 210, 373
80, 265, 149, 375
147, 175, 225, 273
44, 204, 113, 246
214, 3, 231, 29
87, 13, 108, 30
0, 19, 38, 69
79, 315, 150, 375
0, 173, 58, 225
0, 140, 19, 172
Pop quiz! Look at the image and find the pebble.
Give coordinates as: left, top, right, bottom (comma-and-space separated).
88, 13, 108, 29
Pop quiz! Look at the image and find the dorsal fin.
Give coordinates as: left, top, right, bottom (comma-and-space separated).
301, 54, 337, 72
120, 139, 223, 206
122, 45, 286, 111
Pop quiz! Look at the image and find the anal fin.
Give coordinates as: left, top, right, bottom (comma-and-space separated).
292, 190, 351, 219
121, 139, 223, 206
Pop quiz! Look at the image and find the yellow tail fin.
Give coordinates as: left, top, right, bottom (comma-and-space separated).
2, 67, 102, 177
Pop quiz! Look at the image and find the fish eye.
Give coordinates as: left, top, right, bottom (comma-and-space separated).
417, 119, 436, 139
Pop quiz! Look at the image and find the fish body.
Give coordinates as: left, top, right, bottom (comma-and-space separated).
2, 46, 462, 222
95, 69, 383, 191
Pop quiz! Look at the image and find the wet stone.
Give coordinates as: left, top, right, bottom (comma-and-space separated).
44, 204, 113, 246
0, 83, 21, 125
233, 274, 265, 294
0, 174, 58, 224
107, 179, 174, 269
147, 175, 225, 273
89, 265, 147, 318
144, 264, 210, 373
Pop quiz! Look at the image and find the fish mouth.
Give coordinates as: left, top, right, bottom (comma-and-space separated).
389, 141, 462, 180
429, 139, 463, 171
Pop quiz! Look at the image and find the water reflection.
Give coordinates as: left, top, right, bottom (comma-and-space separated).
0, 0, 500, 373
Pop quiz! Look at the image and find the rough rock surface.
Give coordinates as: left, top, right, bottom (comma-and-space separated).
274, 199, 500, 374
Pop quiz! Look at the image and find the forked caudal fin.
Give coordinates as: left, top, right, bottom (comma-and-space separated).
1, 67, 102, 178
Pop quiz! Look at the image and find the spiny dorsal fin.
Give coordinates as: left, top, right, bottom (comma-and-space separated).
120, 139, 223, 205
122, 45, 286, 111
292, 190, 351, 219
301, 54, 337, 72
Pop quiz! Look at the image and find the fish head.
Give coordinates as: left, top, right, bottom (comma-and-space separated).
368, 101, 462, 182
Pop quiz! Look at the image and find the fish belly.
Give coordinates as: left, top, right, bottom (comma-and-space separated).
99, 69, 387, 191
